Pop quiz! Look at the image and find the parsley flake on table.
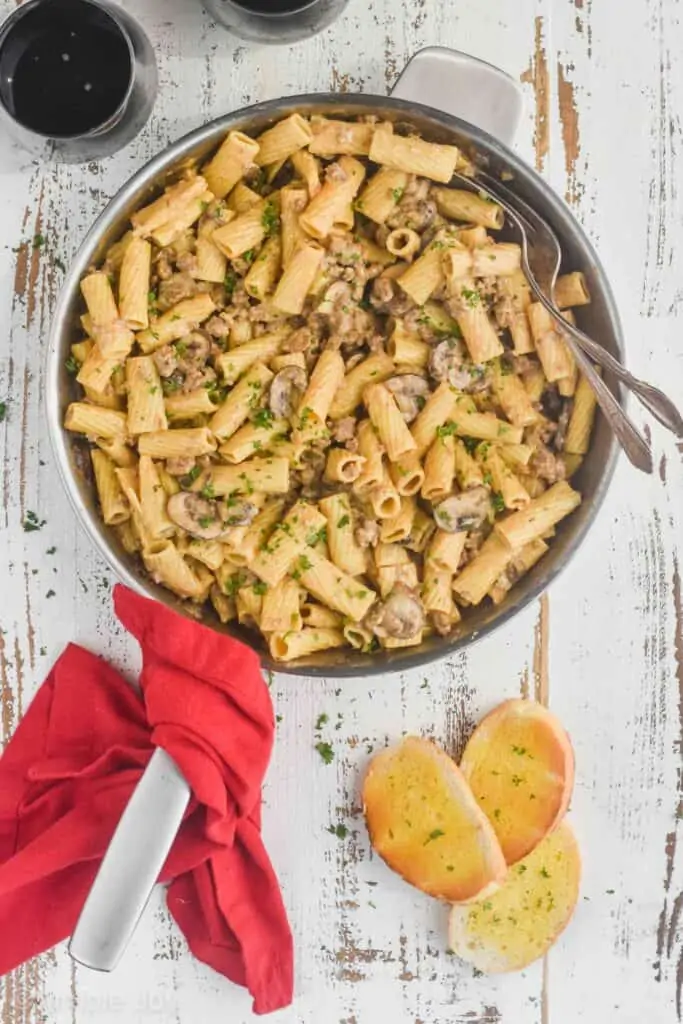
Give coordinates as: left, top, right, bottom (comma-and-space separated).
327, 823, 348, 839
23, 511, 46, 532
315, 741, 334, 764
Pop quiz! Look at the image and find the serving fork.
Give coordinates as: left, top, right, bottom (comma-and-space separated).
451, 169, 683, 474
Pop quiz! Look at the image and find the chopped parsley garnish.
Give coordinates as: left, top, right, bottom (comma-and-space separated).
0, 401, 6, 423
482, 471, 493, 487
200, 481, 216, 499
511, 774, 524, 787
238, 471, 254, 495
297, 554, 313, 572
224, 572, 247, 597
224, 270, 237, 297
540, 867, 551, 879
424, 829, 446, 845
198, 515, 215, 528
391, 186, 404, 203
315, 741, 335, 764
434, 323, 463, 340
462, 436, 478, 454
242, 248, 256, 264
162, 378, 182, 395
511, 744, 528, 756
33, 233, 45, 249
65, 355, 79, 375
315, 713, 329, 730
172, 340, 187, 357
252, 580, 268, 596
261, 200, 280, 236
491, 492, 505, 513
327, 823, 348, 839
148, 385, 159, 395
23, 511, 46, 532
306, 526, 327, 547
461, 286, 481, 308
252, 407, 275, 429
179, 465, 202, 488
436, 420, 458, 438
337, 514, 350, 529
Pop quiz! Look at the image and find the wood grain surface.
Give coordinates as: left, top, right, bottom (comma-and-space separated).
1, 0, 682, 1020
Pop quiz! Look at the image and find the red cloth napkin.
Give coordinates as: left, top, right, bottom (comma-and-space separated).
0, 584, 293, 1015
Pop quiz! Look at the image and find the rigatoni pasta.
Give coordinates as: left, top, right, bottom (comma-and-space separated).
63, 111, 596, 661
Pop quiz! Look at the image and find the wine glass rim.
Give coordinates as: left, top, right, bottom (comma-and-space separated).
228, 0, 322, 17
0, 0, 136, 141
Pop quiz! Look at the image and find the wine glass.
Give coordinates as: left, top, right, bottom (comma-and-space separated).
0, 0, 157, 163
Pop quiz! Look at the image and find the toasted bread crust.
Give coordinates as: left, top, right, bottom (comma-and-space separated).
363, 736, 507, 902
460, 698, 575, 864
448, 819, 581, 972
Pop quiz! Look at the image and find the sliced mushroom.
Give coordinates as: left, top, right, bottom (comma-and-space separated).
429, 339, 491, 394
384, 374, 431, 423
166, 491, 224, 540
218, 499, 259, 529
369, 274, 414, 315
317, 280, 353, 315
269, 365, 308, 419
433, 486, 491, 533
365, 582, 425, 640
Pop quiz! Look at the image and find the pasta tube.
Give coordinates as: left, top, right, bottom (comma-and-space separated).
91, 449, 130, 525
494, 481, 582, 550
319, 492, 367, 577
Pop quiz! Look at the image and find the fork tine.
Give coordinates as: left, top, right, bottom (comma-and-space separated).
451, 169, 537, 236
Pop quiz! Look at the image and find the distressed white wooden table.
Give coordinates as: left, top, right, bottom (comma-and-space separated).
1, 0, 682, 1021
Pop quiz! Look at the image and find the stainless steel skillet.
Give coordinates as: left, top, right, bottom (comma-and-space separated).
46, 48, 622, 680
50, 48, 622, 971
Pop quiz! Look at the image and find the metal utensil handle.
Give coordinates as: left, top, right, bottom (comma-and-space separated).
69, 748, 191, 971
472, 170, 683, 439
528, 285, 653, 474
558, 321, 683, 438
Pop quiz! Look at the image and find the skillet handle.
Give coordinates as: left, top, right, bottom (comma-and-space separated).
390, 46, 524, 148
69, 748, 191, 971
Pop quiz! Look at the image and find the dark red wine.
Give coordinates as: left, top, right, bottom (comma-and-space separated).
0, 0, 131, 137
